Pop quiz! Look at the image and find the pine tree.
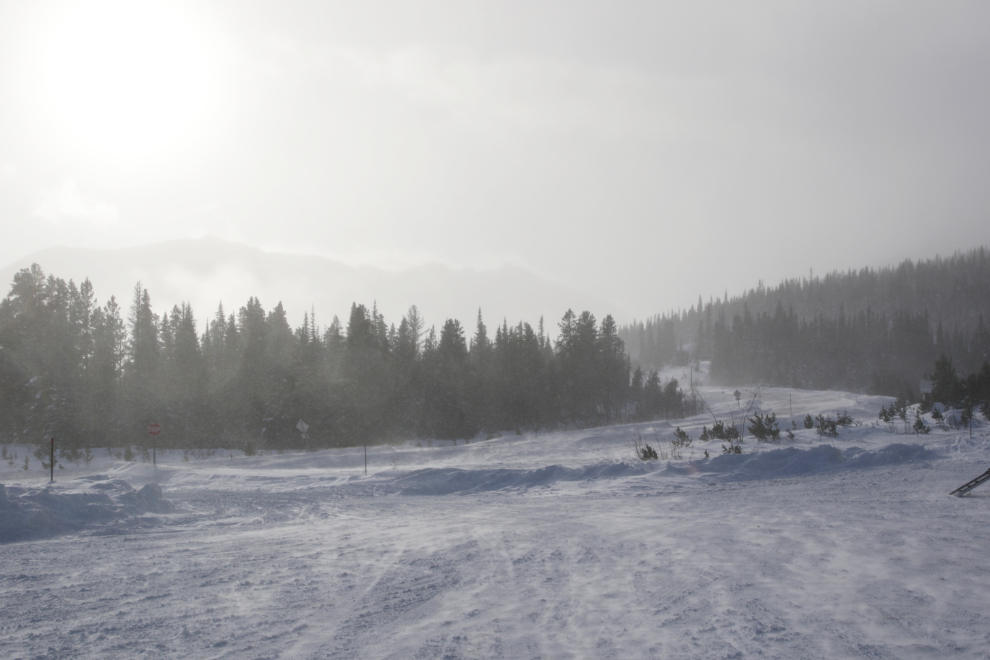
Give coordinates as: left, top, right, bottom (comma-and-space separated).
598, 315, 628, 424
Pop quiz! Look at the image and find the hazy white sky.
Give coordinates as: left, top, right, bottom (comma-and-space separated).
1, 0, 989, 319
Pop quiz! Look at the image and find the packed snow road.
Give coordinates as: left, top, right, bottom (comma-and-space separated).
2, 388, 990, 659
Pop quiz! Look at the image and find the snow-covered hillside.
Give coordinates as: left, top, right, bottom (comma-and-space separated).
2, 386, 989, 659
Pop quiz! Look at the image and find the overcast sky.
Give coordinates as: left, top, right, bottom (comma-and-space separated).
1, 0, 989, 320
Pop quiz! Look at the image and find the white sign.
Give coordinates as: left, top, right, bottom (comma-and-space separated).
920, 380, 933, 395
296, 419, 309, 433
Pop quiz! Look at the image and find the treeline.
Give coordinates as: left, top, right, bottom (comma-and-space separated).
0, 264, 690, 451
707, 303, 989, 395
620, 247, 990, 394
927, 354, 990, 419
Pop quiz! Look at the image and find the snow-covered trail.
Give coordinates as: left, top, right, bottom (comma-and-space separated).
3, 459, 989, 658
3, 386, 990, 659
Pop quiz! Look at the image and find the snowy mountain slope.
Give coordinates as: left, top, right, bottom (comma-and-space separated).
1, 386, 989, 659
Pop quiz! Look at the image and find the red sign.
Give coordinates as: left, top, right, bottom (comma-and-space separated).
147, 423, 162, 437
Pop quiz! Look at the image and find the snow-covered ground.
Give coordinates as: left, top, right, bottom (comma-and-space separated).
2, 386, 990, 659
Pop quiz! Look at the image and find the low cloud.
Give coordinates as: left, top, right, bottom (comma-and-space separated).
34, 178, 119, 228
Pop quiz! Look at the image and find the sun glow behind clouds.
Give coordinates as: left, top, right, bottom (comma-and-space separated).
46, 0, 209, 155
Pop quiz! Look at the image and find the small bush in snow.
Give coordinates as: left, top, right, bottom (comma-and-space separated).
878, 405, 893, 423
633, 433, 659, 461
243, 440, 257, 457
803, 414, 814, 429
721, 441, 742, 455
836, 411, 854, 426
785, 428, 795, 441
700, 420, 739, 442
672, 427, 692, 447
747, 412, 780, 443
913, 411, 930, 435
960, 400, 976, 428
60, 446, 80, 465
123, 445, 135, 461
815, 413, 838, 437
931, 406, 944, 429
893, 396, 909, 422
34, 445, 58, 471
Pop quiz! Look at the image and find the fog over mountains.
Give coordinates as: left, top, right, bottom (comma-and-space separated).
0, 237, 625, 331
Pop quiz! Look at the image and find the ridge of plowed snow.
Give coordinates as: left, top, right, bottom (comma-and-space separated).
662, 442, 942, 482
375, 442, 942, 494
389, 461, 654, 495
0, 476, 177, 543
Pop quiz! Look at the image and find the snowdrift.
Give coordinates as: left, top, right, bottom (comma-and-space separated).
665, 442, 941, 482
390, 461, 654, 495
383, 442, 942, 495
0, 476, 176, 543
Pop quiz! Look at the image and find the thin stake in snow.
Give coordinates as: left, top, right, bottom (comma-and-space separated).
50, 437, 54, 482
950, 468, 990, 497
148, 423, 161, 466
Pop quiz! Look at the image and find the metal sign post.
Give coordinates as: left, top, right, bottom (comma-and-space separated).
147, 423, 162, 465
296, 419, 310, 447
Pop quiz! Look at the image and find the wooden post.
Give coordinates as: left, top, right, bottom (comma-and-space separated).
50, 437, 54, 482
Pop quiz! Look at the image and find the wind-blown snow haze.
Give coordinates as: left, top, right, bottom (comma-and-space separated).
2, 1, 990, 315
3, 4, 990, 658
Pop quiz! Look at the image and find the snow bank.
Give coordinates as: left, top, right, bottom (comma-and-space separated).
378, 443, 943, 494
390, 461, 655, 495
0, 476, 176, 543
667, 442, 942, 482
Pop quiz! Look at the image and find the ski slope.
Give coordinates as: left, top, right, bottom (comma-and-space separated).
2, 386, 989, 659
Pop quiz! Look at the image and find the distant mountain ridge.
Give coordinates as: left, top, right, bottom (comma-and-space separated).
0, 238, 625, 332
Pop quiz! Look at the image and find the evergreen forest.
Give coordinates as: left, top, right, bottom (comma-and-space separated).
620, 248, 990, 396
0, 264, 689, 451
4, 248, 990, 453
